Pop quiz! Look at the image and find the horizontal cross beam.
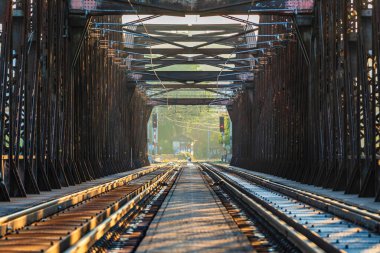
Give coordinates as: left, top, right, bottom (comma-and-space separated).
147, 98, 233, 106
121, 48, 240, 55
70, 0, 314, 15
128, 71, 253, 82
139, 83, 245, 89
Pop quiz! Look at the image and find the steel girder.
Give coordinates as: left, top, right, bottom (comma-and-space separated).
147, 98, 233, 106
230, 0, 380, 201
69, 0, 315, 15
0, 3, 150, 201
1, 0, 379, 202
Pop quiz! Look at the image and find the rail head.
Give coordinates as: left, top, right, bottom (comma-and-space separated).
211, 163, 380, 232
0, 165, 161, 237
62, 166, 178, 253
200, 163, 338, 253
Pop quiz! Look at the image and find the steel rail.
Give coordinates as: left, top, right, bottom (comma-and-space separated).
199, 163, 325, 253
66, 166, 179, 253
213, 163, 380, 232
0, 166, 161, 236
0, 166, 174, 252
202, 163, 380, 252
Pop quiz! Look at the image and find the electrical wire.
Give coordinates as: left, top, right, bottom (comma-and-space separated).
168, 121, 221, 134
210, 0, 258, 106
163, 115, 220, 129
126, 0, 169, 106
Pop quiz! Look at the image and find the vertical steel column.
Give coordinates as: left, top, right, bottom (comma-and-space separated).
231, 0, 380, 201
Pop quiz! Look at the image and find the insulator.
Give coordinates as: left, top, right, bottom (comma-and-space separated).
99, 40, 108, 49
90, 28, 101, 38
107, 48, 116, 57
113, 57, 122, 65
258, 57, 269, 64
265, 51, 276, 56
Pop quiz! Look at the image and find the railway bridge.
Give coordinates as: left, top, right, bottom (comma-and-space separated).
0, 1, 379, 252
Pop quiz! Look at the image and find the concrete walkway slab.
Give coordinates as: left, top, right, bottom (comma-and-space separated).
136, 164, 253, 253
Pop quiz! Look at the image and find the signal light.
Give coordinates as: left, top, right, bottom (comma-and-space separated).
219, 116, 225, 133
152, 113, 158, 129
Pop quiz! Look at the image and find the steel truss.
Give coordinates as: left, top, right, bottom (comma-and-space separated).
1, 0, 379, 202
230, 0, 380, 200
0, 2, 150, 200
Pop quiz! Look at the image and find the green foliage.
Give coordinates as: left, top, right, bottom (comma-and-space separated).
148, 63, 231, 159
150, 106, 231, 159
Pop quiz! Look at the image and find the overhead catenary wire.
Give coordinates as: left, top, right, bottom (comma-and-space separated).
210, 0, 257, 106
126, 0, 170, 106
163, 115, 221, 129
168, 121, 221, 134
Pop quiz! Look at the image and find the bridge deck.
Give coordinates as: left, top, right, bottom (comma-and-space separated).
136, 164, 253, 253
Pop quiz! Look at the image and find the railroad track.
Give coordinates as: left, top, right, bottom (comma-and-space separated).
200, 163, 380, 253
0, 165, 177, 253
89, 166, 182, 253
